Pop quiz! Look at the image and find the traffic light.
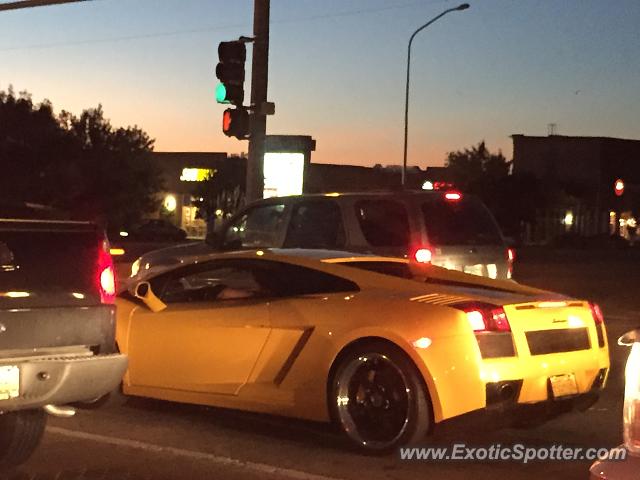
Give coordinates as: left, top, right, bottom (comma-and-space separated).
222, 108, 249, 139
215, 41, 246, 105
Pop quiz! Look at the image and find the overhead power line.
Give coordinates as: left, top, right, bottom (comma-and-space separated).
0, 0, 450, 52
0, 0, 87, 12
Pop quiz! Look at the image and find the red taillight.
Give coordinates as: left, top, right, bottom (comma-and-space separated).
457, 304, 511, 332
414, 247, 433, 264
98, 242, 116, 304
444, 191, 462, 201
590, 302, 604, 325
506, 248, 515, 279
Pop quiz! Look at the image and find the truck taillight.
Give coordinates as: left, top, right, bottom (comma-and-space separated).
455, 303, 511, 332
624, 342, 640, 455
98, 242, 116, 304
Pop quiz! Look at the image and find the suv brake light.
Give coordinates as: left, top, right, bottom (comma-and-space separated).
444, 191, 462, 201
455, 303, 511, 332
413, 247, 433, 264
506, 248, 515, 279
98, 241, 116, 304
590, 302, 604, 325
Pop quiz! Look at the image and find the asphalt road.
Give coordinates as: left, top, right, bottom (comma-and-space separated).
5, 247, 639, 480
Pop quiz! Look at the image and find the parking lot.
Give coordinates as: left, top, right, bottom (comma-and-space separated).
4, 247, 638, 480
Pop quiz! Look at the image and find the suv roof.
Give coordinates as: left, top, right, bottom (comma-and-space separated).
249, 190, 463, 206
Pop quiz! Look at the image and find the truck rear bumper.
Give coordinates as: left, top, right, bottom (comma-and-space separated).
0, 354, 127, 412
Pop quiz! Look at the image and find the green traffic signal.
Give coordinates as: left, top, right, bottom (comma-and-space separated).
215, 83, 228, 104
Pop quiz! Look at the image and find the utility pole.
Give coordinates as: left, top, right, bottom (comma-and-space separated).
246, 0, 270, 202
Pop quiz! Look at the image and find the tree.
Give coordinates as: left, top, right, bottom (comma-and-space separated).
0, 88, 163, 227
191, 159, 245, 232
0, 88, 79, 206
64, 105, 163, 227
445, 141, 510, 193
444, 141, 544, 239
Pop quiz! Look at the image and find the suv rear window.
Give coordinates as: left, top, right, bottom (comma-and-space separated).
421, 196, 502, 246
355, 199, 409, 247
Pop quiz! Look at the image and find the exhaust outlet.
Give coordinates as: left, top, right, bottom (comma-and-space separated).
43, 404, 76, 418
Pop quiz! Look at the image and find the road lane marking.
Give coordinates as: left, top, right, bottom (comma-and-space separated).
47, 426, 345, 480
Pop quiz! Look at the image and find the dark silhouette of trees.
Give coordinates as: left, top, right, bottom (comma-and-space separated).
192, 159, 245, 230
0, 88, 162, 227
445, 141, 548, 239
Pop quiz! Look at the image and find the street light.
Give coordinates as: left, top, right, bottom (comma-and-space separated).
401, 3, 470, 187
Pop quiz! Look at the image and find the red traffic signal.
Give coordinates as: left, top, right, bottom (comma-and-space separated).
614, 179, 625, 197
222, 108, 249, 140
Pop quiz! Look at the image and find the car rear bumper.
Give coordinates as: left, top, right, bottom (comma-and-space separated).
0, 353, 127, 411
480, 347, 610, 405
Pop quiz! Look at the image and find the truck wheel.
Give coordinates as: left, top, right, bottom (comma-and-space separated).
0, 409, 47, 467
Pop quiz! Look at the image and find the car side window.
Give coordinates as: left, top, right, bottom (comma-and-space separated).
355, 199, 410, 247
223, 204, 286, 250
154, 259, 359, 303
158, 261, 267, 304
264, 261, 359, 296
283, 200, 346, 249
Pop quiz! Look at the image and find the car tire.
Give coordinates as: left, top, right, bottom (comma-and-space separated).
0, 409, 47, 467
330, 341, 432, 454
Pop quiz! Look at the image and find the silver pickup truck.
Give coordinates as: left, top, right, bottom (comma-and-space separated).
0, 214, 127, 466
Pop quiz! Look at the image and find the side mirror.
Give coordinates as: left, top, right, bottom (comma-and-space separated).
133, 281, 167, 313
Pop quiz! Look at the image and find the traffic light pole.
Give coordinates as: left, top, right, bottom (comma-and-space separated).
246, 0, 270, 202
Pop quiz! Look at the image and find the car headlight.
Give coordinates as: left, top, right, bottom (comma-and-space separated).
130, 258, 141, 278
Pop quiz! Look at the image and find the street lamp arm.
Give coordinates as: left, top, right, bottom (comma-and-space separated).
402, 3, 469, 187
408, 7, 459, 50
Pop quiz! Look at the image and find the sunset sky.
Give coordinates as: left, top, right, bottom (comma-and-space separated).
1, 0, 638, 168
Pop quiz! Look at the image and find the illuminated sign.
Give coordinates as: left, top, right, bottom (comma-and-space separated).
163, 194, 177, 212
263, 153, 304, 199
180, 168, 213, 182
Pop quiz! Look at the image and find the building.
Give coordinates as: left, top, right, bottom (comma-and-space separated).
150, 151, 436, 237
512, 134, 640, 243
152, 152, 244, 238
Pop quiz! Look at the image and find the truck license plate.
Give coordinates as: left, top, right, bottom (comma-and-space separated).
0, 365, 20, 400
549, 373, 578, 398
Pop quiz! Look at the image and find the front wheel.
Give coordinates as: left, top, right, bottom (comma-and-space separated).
330, 342, 432, 454
0, 409, 47, 467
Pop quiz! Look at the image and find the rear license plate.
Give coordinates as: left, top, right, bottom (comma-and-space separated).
549, 373, 578, 398
463, 264, 484, 276
0, 365, 20, 400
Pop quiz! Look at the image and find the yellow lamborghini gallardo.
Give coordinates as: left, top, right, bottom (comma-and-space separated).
115, 249, 610, 453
